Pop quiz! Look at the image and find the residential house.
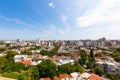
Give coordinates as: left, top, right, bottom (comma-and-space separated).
89, 74, 103, 80
14, 55, 27, 62
80, 72, 91, 80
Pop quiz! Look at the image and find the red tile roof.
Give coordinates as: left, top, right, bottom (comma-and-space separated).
71, 52, 79, 58
67, 75, 73, 78
89, 74, 104, 80
39, 77, 51, 80
54, 74, 73, 80
18, 60, 32, 65
54, 76, 61, 80
59, 73, 68, 79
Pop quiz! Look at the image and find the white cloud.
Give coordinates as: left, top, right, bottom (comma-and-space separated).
76, 0, 120, 27
0, 14, 72, 40
0, 15, 37, 29
42, 25, 55, 35
59, 14, 72, 35
49, 2, 56, 8
61, 14, 67, 23
107, 25, 120, 36
58, 26, 71, 35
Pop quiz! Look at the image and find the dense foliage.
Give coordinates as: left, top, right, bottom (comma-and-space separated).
0, 51, 29, 80
0, 41, 5, 45
78, 50, 87, 65
93, 66, 104, 76
37, 60, 56, 79
40, 46, 59, 57
106, 73, 119, 80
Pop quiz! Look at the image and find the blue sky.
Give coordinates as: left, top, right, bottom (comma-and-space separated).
0, 0, 120, 40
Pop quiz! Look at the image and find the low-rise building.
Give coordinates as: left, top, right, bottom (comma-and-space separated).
89, 74, 104, 80
14, 55, 27, 62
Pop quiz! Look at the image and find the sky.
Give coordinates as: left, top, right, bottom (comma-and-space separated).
0, 0, 120, 40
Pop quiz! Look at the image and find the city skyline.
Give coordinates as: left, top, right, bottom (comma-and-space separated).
0, 0, 120, 40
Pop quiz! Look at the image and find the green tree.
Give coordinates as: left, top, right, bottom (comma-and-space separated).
2, 72, 20, 79
90, 49, 94, 58
2, 51, 19, 72
6, 51, 18, 61
79, 50, 87, 65
6, 43, 10, 47
86, 49, 95, 70
58, 63, 75, 75
116, 48, 120, 52
111, 52, 120, 62
0, 48, 6, 52
36, 46, 41, 49
10, 45, 21, 49
31, 66, 39, 80
12, 63, 25, 72
21, 50, 29, 55
94, 66, 104, 76
40, 50, 50, 55
0, 57, 7, 72
79, 58, 84, 66
28, 52, 33, 55
37, 60, 56, 79
2, 72, 27, 80
0, 41, 5, 45
2, 61, 15, 72
18, 74, 27, 80
86, 56, 95, 69
74, 62, 84, 73
106, 73, 119, 80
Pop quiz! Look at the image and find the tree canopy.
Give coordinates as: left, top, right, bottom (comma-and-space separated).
78, 50, 87, 65
74, 62, 84, 73
94, 66, 104, 76
37, 60, 56, 79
